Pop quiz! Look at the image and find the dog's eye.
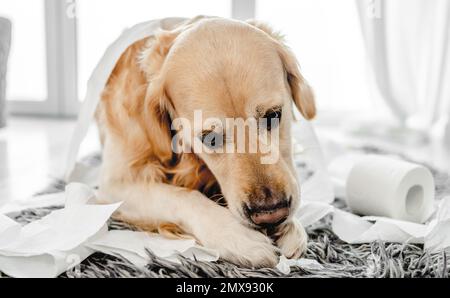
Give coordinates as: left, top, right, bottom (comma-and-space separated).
262, 109, 282, 131
201, 131, 224, 149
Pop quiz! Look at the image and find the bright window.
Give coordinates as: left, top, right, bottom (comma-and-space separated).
2, 0, 378, 117
256, 0, 376, 114
2, 0, 47, 102
76, 0, 232, 101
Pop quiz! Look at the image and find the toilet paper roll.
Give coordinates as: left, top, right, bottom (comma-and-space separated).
346, 155, 435, 223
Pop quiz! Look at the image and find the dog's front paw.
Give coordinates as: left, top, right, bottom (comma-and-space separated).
273, 219, 308, 259
195, 212, 278, 268
221, 223, 279, 268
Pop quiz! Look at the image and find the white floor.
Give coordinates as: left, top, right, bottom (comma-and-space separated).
0, 116, 449, 208
0, 117, 99, 206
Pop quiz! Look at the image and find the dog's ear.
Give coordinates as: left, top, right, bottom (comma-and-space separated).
139, 17, 208, 165
138, 30, 182, 163
142, 78, 175, 163
277, 45, 316, 120
246, 20, 316, 120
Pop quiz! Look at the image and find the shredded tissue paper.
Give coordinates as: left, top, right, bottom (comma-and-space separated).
0, 183, 219, 278
1, 18, 450, 277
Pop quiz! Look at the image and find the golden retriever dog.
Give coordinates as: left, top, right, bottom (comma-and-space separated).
96, 16, 316, 268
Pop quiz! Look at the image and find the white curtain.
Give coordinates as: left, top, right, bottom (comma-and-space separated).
356, 0, 450, 136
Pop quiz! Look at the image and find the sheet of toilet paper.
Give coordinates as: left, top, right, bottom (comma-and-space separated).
298, 197, 450, 252
292, 117, 335, 204
64, 17, 187, 181
0, 184, 117, 278
0, 192, 66, 215
276, 255, 324, 275
0, 183, 220, 278
87, 230, 219, 267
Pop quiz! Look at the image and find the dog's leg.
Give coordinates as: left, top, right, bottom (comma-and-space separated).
98, 182, 279, 268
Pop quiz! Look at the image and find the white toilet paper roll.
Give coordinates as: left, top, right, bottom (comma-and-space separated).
346, 155, 435, 223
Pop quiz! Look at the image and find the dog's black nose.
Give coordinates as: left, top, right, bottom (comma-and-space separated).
245, 199, 290, 228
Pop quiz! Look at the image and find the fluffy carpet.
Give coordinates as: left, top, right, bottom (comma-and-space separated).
2, 149, 449, 278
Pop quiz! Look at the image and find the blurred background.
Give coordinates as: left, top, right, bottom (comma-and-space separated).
0, 0, 449, 202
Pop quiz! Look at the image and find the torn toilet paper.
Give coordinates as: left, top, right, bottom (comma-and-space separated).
0, 192, 66, 215
87, 230, 219, 267
64, 17, 187, 181
0, 183, 219, 278
297, 197, 450, 253
276, 256, 324, 275
0, 183, 118, 278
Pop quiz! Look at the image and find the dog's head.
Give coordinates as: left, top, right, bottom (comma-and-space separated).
141, 17, 315, 229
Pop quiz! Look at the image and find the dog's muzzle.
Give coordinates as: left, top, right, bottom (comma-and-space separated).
245, 197, 291, 228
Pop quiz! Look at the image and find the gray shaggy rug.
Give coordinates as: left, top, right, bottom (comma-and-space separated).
2, 148, 450, 278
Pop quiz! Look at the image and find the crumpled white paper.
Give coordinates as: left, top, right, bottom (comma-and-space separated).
67, 162, 101, 188
64, 17, 186, 181
424, 197, 450, 252
0, 183, 119, 278
293, 119, 335, 204
0, 183, 220, 278
297, 197, 450, 253
87, 230, 219, 267
276, 256, 324, 275
0, 192, 66, 215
